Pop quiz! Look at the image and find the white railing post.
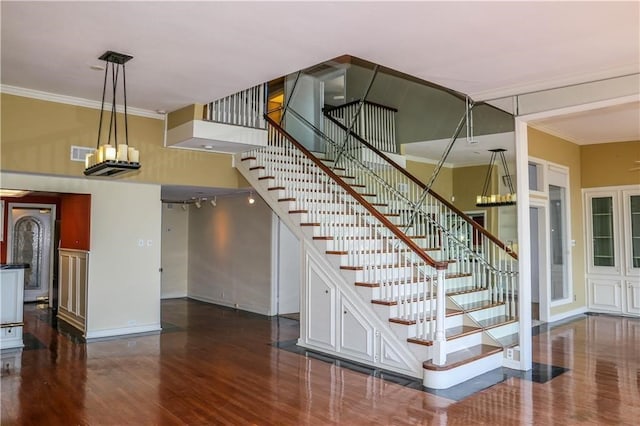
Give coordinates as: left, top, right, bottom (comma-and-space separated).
432, 266, 447, 365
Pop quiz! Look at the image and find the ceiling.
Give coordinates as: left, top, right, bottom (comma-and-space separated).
1, 1, 638, 195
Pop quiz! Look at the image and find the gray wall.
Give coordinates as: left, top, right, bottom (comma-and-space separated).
187, 193, 274, 315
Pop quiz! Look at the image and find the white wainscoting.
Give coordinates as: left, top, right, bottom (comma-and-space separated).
58, 249, 89, 333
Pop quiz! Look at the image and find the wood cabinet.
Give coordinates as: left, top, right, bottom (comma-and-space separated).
585, 187, 640, 317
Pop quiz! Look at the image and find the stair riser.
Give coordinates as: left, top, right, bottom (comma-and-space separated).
340, 267, 416, 283
486, 321, 520, 340
467, 304, 507, 322
356, 275, 472, 300
450, 290, 490, 306
388, 314, 465, 341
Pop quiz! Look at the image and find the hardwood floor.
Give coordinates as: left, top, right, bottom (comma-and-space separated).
2, 299, 639, 425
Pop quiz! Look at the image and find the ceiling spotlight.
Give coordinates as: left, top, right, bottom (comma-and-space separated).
195, 199, 202, 209
210, 197, 217, 207
248, 192, 255, 205
181, 202, 188, 211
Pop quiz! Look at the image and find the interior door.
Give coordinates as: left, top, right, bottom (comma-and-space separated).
10, 206, 54, 302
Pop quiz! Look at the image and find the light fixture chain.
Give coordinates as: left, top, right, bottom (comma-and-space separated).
481, 151, 497, 197
123, 62, 129, 146
96, 60, 109, 148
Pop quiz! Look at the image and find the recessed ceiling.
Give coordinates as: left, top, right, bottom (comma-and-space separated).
529, 101, 640, 144
160, 186, 248, 204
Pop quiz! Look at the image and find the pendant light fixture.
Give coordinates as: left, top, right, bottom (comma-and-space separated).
476, 148, 516, 207
84, 51, 141, 177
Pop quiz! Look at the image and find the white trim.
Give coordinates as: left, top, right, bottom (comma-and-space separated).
160, 292, 188, 300
515, 117, 532, 371
529, 197, 550, 323
188, 294, 271, 316
85, 323, 162, 340
271, 213, 280, 316
549, 307, 587, 323
1, 84, 164, 120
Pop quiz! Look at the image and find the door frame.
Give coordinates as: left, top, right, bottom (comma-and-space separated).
7, 203, 57, 305
529, 197, 550, 322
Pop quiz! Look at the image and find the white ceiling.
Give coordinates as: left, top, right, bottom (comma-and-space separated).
1, 1, 639, 193
2, 1, 638, 112
404, 132, 517, 168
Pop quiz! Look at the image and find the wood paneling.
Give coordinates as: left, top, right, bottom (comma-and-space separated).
2, 300, 639, 425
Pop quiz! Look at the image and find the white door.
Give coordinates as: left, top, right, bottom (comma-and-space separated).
9, 206, 54, 302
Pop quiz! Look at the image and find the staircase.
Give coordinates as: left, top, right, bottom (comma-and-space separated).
235, 115, 519, 389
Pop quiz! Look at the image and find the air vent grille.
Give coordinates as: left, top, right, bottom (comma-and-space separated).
70, 145, 95, 162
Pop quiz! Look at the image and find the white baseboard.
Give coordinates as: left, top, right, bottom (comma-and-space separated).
85, 323, 162, 340
187, 294, 271, 316
549, 306, 587, 323
161, 291, 188, 299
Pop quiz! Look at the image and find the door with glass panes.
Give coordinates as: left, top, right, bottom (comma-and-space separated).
585, 187, 640, 316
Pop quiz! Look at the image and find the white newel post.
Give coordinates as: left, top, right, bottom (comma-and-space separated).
433, 266, 448, 365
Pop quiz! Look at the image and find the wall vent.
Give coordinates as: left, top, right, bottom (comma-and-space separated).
70, 145, 95, 162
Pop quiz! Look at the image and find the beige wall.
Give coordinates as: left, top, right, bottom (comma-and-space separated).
187, 193, 274, 315
528, 127, 586, 316
1, 172, 162, 338
0, 94, 247, 188
580, 140, 640, 188
161, 203, 189, 299
452, 165, 499, 234
405, 160, 453, 197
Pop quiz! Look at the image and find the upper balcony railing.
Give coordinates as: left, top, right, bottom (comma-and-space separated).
205, 83, 267, 129
325, 100, 397, 154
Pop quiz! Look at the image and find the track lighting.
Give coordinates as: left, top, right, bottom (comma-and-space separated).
210, 197, 217, 207
181, 202, 188, 211
248, 192, 255, 205
195, 199, 202, 209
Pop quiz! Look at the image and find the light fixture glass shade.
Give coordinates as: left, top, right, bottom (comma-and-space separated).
84, 51, 141, 177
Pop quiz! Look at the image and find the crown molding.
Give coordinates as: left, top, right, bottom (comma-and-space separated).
0, 85, 164, 120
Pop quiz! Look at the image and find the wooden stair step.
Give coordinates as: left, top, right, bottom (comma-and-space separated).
407, 325, 482, 346
457, 300, 505, 313
422, 344, 503, 371
495, 333, 519, 348
354, 272, 472, 287
476, 315, 517, 329
388, 309, 461, 325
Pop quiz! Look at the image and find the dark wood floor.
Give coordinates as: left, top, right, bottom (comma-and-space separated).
2, 299, 639, 425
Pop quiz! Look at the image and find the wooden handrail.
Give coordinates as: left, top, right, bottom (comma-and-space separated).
324, 99, 399, 114
265, 115, 448, 270
323, 113, 519, 261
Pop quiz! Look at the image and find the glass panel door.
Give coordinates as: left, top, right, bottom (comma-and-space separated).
549, 184, 568, 301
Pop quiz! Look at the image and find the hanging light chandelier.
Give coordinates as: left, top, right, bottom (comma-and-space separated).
84, 51, 141, 177
476, 148, 516, 207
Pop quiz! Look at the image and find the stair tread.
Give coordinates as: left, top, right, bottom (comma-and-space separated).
458, 300, 505, 312
422, 344, 502, 371
495, 333, 519, 348
476, 315, 517, 329
370, 285, 489, 305
354, 272, 472, 287
407, 325, 482, 346
389, 309, 461, 325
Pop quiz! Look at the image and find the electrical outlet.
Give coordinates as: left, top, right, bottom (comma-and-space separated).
506, 348, 514, 360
